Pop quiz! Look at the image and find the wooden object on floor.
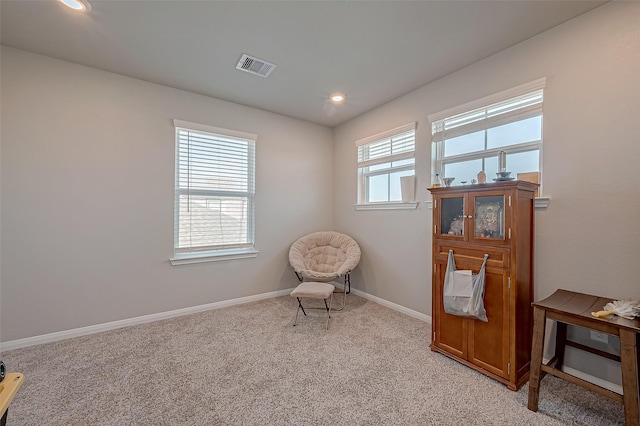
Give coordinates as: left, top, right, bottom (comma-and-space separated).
527, 289, 640, 426
0, 372, 24, 426
429, 180, 537, 390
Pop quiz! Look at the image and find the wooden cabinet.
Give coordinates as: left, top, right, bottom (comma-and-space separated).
429, 180, 537, 390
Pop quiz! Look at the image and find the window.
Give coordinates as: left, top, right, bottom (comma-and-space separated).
430, 79, 545, 191
356, 123, 416, 205
171, 120, 257, 265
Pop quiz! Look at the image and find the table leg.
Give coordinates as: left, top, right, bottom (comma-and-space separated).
620, 329, 639, 426
554, 322, 568, 370
528, 306, 546, 412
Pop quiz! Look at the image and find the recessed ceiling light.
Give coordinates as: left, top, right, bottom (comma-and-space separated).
58, 0, 92, 12
330, 93, 345, 105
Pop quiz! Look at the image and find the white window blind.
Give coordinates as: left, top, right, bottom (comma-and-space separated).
357, 127, 415, 167
356, 123, 416, 204
174, 121, 256, 255
432, 90, 543, 142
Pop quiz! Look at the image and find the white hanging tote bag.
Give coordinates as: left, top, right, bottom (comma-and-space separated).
443, 249, 489, 322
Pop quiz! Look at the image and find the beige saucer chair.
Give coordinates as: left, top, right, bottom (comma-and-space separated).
288, 231, 361, 329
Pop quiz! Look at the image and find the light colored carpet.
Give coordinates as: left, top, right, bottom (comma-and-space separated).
1, 295, 626, 425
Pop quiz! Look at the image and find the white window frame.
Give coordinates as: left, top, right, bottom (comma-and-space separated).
429, 78, 548, 204
170, 120, 258, 265
355, 122, 417, 210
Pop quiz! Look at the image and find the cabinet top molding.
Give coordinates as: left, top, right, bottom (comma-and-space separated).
428, 180, 539, 194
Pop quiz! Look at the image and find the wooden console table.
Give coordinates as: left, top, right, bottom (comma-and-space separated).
527, 289, 639, 426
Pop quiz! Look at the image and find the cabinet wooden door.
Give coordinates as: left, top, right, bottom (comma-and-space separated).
468, 190, 511, 245
435, 256, 510, 379
468, 267, 510, 379
433, 260, 467, 359
434, 194, 467, 241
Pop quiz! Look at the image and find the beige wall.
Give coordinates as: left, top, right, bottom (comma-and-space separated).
0, 47, 334, 341
333, 1, 640, 313
1, 2, 639, 366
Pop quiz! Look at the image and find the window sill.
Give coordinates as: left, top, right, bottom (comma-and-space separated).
355, 202, 418, 211
535, 197, 550, 209
170, 248, 259, 266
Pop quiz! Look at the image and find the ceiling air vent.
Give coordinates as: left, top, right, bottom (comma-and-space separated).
235, 54, 276, 78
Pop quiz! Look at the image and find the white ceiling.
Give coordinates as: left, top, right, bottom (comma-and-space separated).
0, 0, 606, 127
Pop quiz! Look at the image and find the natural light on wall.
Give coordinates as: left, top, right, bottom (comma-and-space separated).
58, 0, 92, 12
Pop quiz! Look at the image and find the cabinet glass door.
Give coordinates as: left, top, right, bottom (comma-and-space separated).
473, 195, 505, 240
438, 196, 465, 238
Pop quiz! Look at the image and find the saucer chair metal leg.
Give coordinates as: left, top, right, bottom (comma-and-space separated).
343, 272, 350, 304
293, 297, 307, 326
325, 293, 333, 330
332, 272, 351, 311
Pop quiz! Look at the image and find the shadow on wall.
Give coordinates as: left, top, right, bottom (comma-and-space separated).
349, 247, 376, 295
279, 247, 301, 290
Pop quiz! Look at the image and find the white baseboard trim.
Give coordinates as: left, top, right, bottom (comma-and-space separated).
349, 287, 432, 324
0, 288, 294, 351
541, 357, 622, 395
2, 283, 622, 397
1, 286, 431, 351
